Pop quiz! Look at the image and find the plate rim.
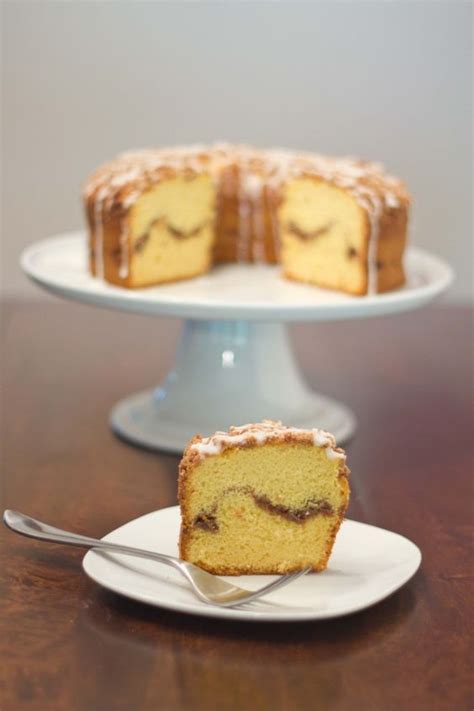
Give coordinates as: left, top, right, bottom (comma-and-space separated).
21, 231, 454, 322
82, 506, 422, 623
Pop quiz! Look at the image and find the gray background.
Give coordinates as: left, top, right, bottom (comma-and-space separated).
2, 1, 472, 301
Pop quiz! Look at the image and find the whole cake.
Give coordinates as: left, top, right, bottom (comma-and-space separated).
83, 144, 410, 296
178, 420, 350, 575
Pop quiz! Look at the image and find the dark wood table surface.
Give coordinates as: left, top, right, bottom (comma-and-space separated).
1, 299, 472, 711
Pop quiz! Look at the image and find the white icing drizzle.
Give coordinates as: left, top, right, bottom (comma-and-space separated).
365, 193, 383, 295
237, 177, 251, 262
118, 217, 129, 279
122, 189, 141, 210
385, 191, 400, 209
243, 172, 265, 262
93, 185, 108, 280
190, 420, 345, 461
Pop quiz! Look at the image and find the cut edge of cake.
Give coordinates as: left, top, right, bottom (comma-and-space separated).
178, 420, 350, 575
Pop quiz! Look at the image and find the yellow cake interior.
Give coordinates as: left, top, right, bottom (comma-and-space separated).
129, 175, 371, 293
181, 443, 349, 574
128, 175, 216, 287
280, 177, 369, 294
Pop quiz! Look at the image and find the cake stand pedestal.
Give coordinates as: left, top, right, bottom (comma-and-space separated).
21, 232, 453, 454
110, 319, 356, 452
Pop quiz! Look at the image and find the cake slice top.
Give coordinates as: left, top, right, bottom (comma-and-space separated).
185, 419, 346, 463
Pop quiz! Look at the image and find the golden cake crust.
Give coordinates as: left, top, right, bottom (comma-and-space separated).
178, 421, 350, 574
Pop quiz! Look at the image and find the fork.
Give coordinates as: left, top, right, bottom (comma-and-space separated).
3, 510, 310, 608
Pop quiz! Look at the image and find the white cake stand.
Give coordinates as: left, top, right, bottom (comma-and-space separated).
21, 232, 453, 453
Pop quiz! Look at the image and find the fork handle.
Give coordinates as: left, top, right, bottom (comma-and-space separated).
3, 509, 178, 569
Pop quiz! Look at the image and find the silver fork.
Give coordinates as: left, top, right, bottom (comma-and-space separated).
3, 510, 310, 608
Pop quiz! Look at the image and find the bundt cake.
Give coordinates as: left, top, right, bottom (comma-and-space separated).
178, 420, 350, 575
83, 144, 410, 296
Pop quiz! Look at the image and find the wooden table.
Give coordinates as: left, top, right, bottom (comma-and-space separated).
1, 299, 472, 711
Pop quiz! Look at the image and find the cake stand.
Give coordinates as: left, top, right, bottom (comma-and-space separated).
21, 232, 453, 453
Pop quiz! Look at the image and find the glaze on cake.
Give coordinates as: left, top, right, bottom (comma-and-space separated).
178, 420, 350, 575
83, 144, 410, 295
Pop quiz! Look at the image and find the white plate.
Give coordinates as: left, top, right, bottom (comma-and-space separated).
82, 506, 421, 622
22, 231, 452, 321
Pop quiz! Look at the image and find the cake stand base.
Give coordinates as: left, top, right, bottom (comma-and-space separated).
110, 319, 356, 454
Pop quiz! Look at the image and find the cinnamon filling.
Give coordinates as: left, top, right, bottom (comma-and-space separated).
133, 220, 208, 253
253, 494, 333, 522
192, 490, 334, 533
287, 221, 334, 241
134, 234, 149, 253
167, 223, 207, 239
193, 511, 219, 532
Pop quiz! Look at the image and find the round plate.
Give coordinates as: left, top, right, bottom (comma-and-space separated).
22, 232, 453, 322
82, 506, 421, 622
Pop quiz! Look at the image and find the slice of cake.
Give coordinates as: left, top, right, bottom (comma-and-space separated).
279, 173, 408, 295
178, 421, 350, 575
84, 148, 218, 288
